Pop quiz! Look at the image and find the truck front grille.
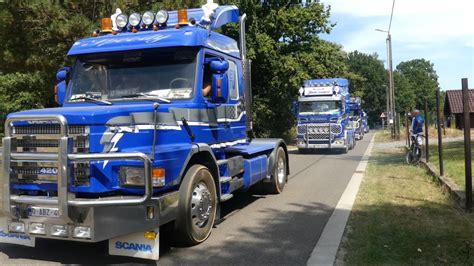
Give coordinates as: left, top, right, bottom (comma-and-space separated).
13, 125, 87, 135
298, 123, 342, 140
9, 125, 90, 185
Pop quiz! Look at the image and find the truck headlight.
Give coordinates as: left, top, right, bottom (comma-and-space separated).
29, 222, 46, 235
50, 224, 69, 237
120, 167, 165, 187
129, 13, 141, 27
116, 14, 128, 29
9, 222, 25, 233
141, 11, 155, 26
155, 10, 169, 24
73, 226, 91, 239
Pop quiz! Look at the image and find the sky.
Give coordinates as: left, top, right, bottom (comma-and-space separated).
318, 0, 474, 90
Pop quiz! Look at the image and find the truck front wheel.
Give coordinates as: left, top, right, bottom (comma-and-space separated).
267, 147, 287, 194
175, 164, 217, 246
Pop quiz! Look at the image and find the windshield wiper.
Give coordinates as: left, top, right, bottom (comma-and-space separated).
70, 96, 112, 105
121, 93, 171, 103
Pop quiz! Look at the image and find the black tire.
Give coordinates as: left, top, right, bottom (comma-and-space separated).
341, 144, 349, 154
175, 164, 217, 246
413, 147, 422, 164
266, 147, 287, 194
298, 148, 307, 154
405, 150, 414, 164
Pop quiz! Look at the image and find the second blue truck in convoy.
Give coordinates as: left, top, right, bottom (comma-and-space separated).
295, 78, 356, 153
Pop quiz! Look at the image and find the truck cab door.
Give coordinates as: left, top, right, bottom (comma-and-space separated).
215, 60, 246, 142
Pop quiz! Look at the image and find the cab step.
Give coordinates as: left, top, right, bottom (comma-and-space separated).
220, 193, 234, 202
219, 176, 232, 183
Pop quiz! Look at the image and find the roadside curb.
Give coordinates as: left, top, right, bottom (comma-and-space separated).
287, 145, 297, 151
419, 159, 467, 209
306, 135, 375, 266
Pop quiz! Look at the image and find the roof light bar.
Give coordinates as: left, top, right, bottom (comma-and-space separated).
116, 14, 128, 29
129, 13, 141, 27
142, 11, 155, 27
155, 10, 169, 24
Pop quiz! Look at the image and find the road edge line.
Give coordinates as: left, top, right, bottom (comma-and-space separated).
307, 134, 375, 266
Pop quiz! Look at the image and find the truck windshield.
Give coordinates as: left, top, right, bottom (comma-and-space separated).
67, 48, 197, 102
299, 101, 341, 115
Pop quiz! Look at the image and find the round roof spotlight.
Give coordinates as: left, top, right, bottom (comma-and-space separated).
129, 12, 141, 27
142, 11, 155, 27
116, 14, 128, 29
155, 10, 169, 24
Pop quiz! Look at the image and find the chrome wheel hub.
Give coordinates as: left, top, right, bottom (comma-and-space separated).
277, 158, 285, 184
190, 182, 212, 228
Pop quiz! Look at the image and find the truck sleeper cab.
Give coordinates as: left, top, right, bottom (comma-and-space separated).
295, 78, 355, 154
347, 97, 364, 140
0, 4, 289, 261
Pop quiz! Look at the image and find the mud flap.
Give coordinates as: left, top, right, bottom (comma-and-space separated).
0, 219, 35, 247
108, 228, 159, 261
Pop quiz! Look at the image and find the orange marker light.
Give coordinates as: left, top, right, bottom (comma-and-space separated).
177, 8, 189, 26
217, 79, 222, 97
152, 168, 165, 187
101, 18, 113, 33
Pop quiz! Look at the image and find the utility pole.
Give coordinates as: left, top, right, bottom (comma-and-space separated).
376, 0, 397, 140
387, 33, 397, 139
384, 84, 390, 132
377, 29, 396, 139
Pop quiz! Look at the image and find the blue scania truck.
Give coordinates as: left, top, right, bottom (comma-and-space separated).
0, 3, 289, 260
347, 97, 365, 140
295, 78, 355, 153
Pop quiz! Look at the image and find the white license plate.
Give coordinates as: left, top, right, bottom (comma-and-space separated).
29, 206, 59, 218
314, 145, 328, 148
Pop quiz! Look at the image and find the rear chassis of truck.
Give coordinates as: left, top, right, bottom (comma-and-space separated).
1, 114, 178, 243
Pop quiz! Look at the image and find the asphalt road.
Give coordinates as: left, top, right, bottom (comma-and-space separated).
0, 133, 373, 265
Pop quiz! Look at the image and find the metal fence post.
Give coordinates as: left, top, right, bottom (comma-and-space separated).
436, 88, 444, 176
405, 112, 410, 147
424, 100, 429, 162
462, 78, 472, 211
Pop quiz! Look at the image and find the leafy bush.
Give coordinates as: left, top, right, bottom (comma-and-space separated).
0, 72, 48, 133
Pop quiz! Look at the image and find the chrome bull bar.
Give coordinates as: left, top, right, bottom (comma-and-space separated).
303, 123, 333, 148
2, 114, 152, 222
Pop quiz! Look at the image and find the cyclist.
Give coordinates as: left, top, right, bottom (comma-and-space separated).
410, 109, 424, 136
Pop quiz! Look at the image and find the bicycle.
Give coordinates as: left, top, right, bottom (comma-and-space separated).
406, 133, 423, 165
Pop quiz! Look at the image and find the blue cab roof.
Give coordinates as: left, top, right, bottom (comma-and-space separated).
68, 5, 240, 58
304, 78, 349, 87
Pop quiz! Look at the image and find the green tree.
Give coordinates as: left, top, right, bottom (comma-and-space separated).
393, 70, 416, 113
395, 59, 439, 110
221, 0, 348, 138
346, 51, 387, 125
0, 0, 349, 140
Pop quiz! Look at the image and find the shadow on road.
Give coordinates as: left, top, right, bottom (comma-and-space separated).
2, 189, 324, 264
159, 200, 333, 265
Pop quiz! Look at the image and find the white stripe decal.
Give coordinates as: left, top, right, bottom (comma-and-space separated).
210, 138, 247, 149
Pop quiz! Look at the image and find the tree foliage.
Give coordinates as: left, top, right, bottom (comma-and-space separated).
395, 59, 439, 110
346, 51, 387, 125
221, 0, 349, 138
393, 70, 416, 113
0, 1, 440, 138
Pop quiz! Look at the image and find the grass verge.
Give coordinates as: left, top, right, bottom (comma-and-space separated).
429, 140, 473, 191
376, 127, 468, 143
340, 135, 474, 264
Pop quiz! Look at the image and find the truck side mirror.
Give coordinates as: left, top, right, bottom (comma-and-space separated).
209, 60, 229, 103
55, 67, 70, 106
291, 101, 298, 116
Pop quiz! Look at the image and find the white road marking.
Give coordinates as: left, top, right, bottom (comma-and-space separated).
307, 134, 375, 266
